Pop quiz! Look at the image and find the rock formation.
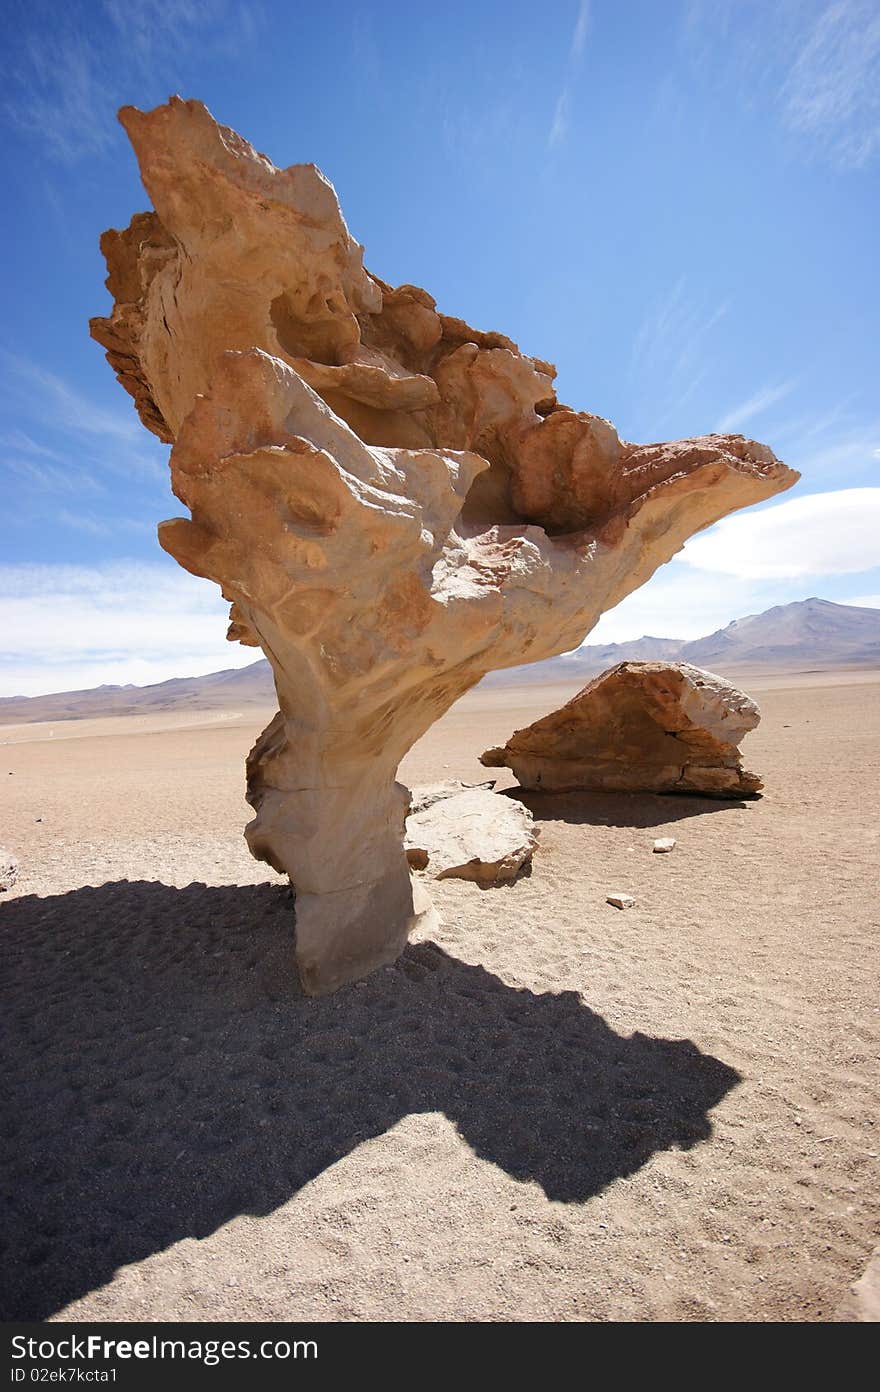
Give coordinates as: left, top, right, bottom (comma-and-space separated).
91, 97, 797, 993
481, 662, 763, 797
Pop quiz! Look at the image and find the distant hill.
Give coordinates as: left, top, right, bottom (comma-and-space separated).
683, 597, 880, 668
2, 598, 878, 724
0, 661, 275, 724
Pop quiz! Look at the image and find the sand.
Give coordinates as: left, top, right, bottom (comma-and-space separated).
1, 670, 878, 1322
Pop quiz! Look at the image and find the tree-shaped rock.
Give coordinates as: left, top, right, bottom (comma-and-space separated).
91, 98, 798, 993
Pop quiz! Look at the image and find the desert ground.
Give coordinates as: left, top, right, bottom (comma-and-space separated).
1, 669, 878, 1322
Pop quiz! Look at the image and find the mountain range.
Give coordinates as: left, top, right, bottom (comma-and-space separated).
2, 598, 878, 724
483, 596, 880, 685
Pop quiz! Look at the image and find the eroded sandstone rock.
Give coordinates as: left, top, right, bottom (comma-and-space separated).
481, 662, 763, 797
91, 98, 796, 992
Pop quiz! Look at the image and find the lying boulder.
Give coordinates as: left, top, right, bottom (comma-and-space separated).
405, 789, 536, 884
481, 662, 762, 798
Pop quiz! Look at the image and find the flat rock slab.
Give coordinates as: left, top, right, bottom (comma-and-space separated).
406, 789, 537, 885
408, 780, 496, 815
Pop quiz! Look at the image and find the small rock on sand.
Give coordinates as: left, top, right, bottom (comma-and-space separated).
0, 849, 19, 892
607, 892, 636, 910
653, 837, 676, 853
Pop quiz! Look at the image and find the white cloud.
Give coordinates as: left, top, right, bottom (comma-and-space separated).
585, 563, 787, 644
716, 380, 796, 433
681, 487, 880, 579
843, 593, 880, 609
585, 548, 880, 649
0, 561, 257, 698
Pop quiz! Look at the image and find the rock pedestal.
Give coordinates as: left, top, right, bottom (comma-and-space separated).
91, 98, 796, 992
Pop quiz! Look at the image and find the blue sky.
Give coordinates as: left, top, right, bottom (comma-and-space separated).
1, 0, 878, 695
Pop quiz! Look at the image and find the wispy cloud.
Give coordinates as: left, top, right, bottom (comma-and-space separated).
102, 0, 265, 72
782, 1, 880, 169
0, 355, 172, 551
632, 278, 729, 375
0, 351, 168, 487
10, 29, 116, 162
2, 352, 140, 444
716, 380, 797, 433
772, 412, 880, 479
548, 1, 591, 148
683, 0, 880, 170
5, 1, 265, 164
549, 92, 571, 149
0, 430, 66, 462
681, 487, 880, 578
628, 277, 730, 437
55, 510, 152, 536
735, 390, 880, 480
571, 0, 591, 59
2, 456, 105, 497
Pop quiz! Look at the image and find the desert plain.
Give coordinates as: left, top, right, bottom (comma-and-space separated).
1, 665, 878, 1322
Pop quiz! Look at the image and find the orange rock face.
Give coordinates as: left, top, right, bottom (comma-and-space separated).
91, 98, 796, 993
481, 662, 764, 797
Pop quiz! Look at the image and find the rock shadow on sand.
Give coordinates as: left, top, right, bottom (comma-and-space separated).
0, 881, 740, 1319
503, 786, 755, 829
